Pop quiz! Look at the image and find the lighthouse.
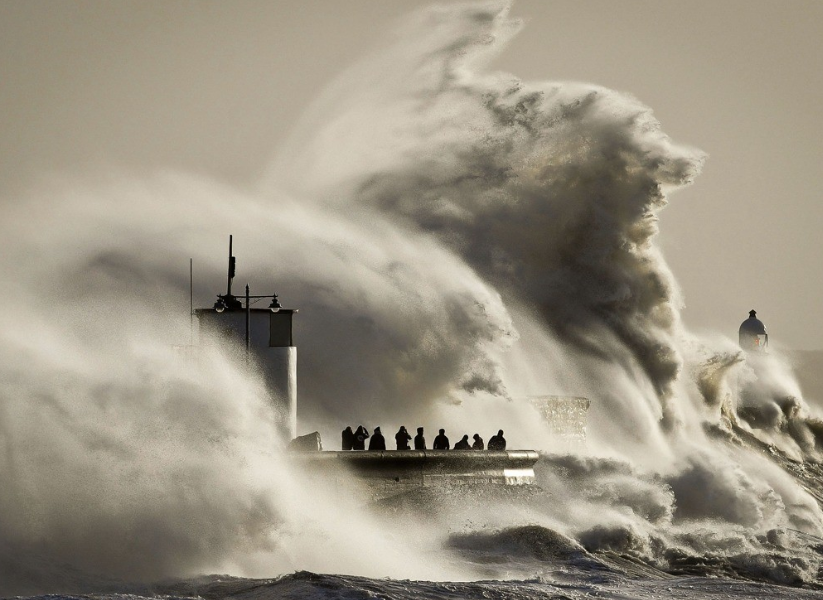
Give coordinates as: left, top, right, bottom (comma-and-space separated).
195, 236, 297, 440
739, 309, 768, 353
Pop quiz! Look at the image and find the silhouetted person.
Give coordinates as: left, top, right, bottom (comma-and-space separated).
414, 427, 426, 450
488, 429, 506, 451
433, 428, 450, 450
341, 426, 354, 451
395, 426, 412, 450
472, 433, 484, 450
369, 426, 386, 451
454, 434, 471, 450
353, 425, 370, 450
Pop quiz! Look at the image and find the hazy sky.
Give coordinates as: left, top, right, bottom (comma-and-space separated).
2, 0, 822, 349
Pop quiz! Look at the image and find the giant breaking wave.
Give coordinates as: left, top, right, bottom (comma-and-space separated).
1, 1, 823, 595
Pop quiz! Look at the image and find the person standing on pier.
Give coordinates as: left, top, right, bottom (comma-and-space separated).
369, 426, 386, 450
433, 429, 450, 450
342, 426, 354, 451
395, 426, 412, 450
454, 434, 471, 450
488, 430, 506, 451
414, 427, 426, 450
353, 425, 370, 450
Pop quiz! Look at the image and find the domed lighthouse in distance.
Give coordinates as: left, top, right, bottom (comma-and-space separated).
739, 309, 768, 353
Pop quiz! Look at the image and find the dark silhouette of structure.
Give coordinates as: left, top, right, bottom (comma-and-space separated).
414, 427, 426, 450
341, 426, 354, 451
739, 309, 768, 353
488, 430, 506, 451
454, 434, 471, 450
472, 433, 484, 450
368, 426, 386, 451
289, 431, 323, 452
433, 428, 450, 450
353, 425, 370, 450
195, 235, 297, 439
395, 426, 411, 450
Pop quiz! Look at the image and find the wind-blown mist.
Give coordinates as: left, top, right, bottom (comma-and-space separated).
2, 0, 823, 594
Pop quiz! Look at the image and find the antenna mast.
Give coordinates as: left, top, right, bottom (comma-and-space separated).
226, 234, 236, 297
189, 258, 193, 345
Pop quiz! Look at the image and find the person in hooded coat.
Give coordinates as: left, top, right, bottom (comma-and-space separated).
341, 426, 355, 451
368, 426, 386, 450
471, 433, 484, 450
488, 429, 506, 451
353, 425, 370, 450
454, 434, 471, 450
433, 428, 450, 450
395, 426, 412, 450
414, 426, 426, 450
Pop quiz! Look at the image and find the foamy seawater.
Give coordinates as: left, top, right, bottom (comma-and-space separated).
29, 571, 820, 600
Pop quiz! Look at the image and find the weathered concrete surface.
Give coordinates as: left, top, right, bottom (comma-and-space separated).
289, 450, 539, 500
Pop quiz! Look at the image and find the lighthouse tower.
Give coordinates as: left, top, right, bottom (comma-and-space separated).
739, 309, 768, 353
195, 236, 297, 440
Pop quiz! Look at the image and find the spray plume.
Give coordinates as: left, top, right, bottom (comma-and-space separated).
1, 0, 822, 593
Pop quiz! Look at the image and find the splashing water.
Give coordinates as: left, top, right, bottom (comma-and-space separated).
2, 1, 823, 595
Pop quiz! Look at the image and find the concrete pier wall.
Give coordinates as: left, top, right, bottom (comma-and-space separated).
289, 450, 539, 500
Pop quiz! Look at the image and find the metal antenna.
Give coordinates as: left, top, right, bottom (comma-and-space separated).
226, 234, 236, 297
189, 258, 193, 345
245, 283, 251, 362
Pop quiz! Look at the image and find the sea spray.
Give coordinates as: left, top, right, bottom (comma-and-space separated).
1, 0, 823, 594
0, 172, 497, 593
260, 0, 823, 581
263, 0, 705, 456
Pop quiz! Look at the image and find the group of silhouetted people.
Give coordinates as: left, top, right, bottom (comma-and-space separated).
341, 425, 379, 450
342, 426, 506, 451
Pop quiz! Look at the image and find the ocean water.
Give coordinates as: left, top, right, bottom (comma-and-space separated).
49, 569, 823, 600
6, 447, 823, 598
2, 1, 823, 598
